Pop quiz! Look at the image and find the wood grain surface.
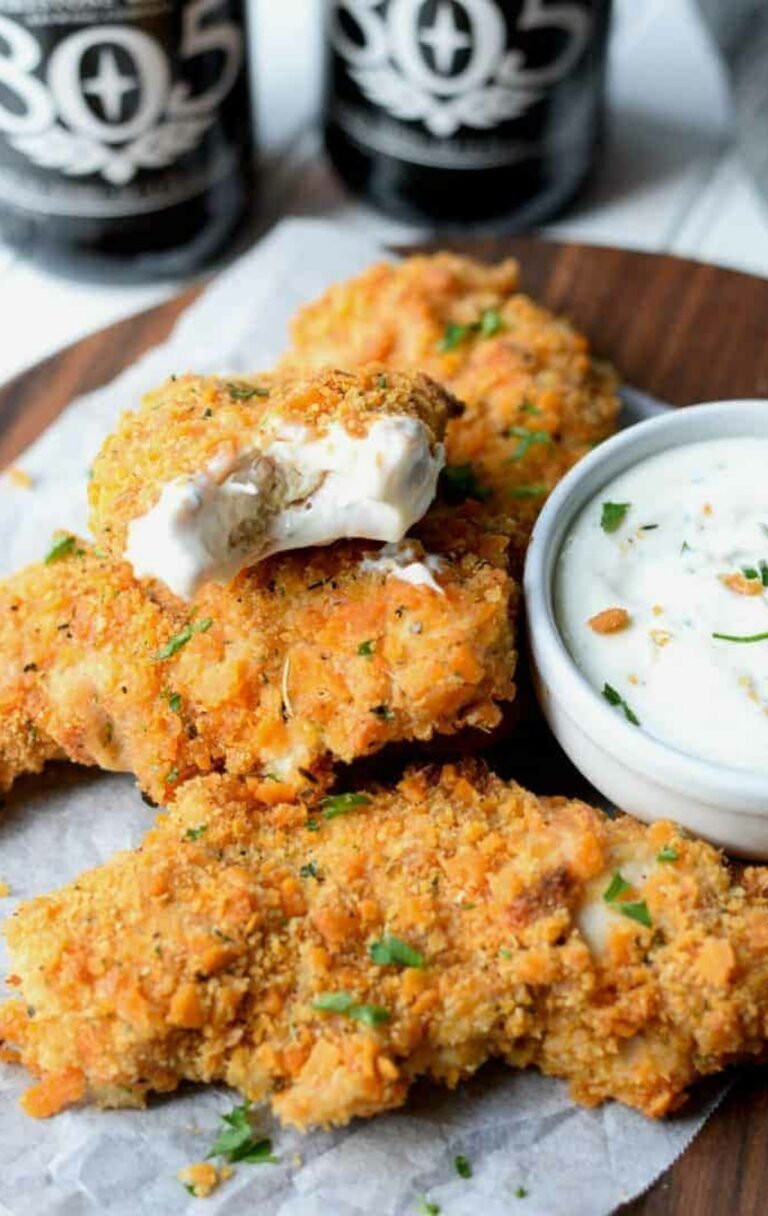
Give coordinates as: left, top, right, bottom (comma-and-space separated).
1, 238, 766, 1216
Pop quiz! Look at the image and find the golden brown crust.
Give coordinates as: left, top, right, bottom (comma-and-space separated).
0, 519, 517, 802
281, 253, 620, 528
3, 762, 767, 1127
89, 366, 458, 559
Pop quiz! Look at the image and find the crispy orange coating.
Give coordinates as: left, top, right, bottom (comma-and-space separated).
3, 762, 768, 1128
0, 515, 517, 801
89, 366, 457, 560
281, 253, 620, 526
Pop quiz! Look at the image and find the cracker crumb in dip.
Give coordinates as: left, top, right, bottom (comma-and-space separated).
555, 436, 768, 773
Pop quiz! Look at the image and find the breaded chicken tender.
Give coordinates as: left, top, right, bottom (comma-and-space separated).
89, 367, 456, 599
281, 253, 620, 527
0, 516, 517, 801
3, 762, 767, 1127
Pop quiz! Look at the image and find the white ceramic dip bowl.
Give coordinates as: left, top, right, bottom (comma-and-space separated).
524, 399, 768, 858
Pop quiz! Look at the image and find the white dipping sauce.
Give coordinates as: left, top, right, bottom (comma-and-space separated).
555, 436, 768, 773
126, 416, 443, 600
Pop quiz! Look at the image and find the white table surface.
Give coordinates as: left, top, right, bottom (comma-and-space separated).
1, 0, 766, 388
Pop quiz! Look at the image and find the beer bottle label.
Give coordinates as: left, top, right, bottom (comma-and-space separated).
0, 0, 250, 218
329, 0, 601, 170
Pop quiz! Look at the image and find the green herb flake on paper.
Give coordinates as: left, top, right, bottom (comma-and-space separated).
358, 639, 376, 657
600, 501, 631, 533
369, 935, 425, 968
455, 1154, 472, 1179
207, 1102, 278, 1164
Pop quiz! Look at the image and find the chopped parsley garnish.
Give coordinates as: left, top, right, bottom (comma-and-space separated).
227, 381, 269, 401
657, 845, 678, 862
418, 1198, 441, 1215
165, 691, 182, 713
761, 561, 768, 587
320, 792, 372, 819
44, 535, 81, 564
479, 306, 503, 336
681, 540, 692, 554
437, 322, 471, 352
358, 639, 376, 657
152, 617, 213, 661
742, 560, 768, 586
165, 767, 180, 784
437, 308, 504, 352
455, 1154, 472, 1178
742, 566, 759, 580
440, 462, 491, 504
299, 861, 320, 879
603, 870, 652, 928
640, 524, 659, 531
184, 824, 207, 841
376, 373, 388, 389
601, 501, 631, 533
515, 1187, 529, 1199
505, 426, 552, 461
207, 1102, 278, 1164
519, 398, 541, 416
306, 817, 320, 832
509, 483, 546, 499
712, 631, 768, 643
616, 900, 652, 928
369, 935, 425, 969
603, 871, 632, 902
602, 682, 640, 726
371, 704, 395, 721
312, 991, 390, 1027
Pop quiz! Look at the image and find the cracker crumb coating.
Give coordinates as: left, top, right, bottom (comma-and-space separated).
89, 366, 457, 559
281, 253, 620, 526
3, 762, 767, 1128
0, 515, 517, 801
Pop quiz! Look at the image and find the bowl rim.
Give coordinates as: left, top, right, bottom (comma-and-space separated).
523, 398, 768, 815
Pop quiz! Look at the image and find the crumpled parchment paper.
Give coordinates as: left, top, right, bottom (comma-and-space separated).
0, 220, 726, 1216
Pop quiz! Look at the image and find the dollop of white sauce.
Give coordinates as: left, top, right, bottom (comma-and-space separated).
361, 540, 446, 594
125, 417, 444, 599
556, 436, 768, 773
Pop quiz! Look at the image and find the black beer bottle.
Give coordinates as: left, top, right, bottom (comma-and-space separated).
0, 1, 255, 281
324, 0, 611, 229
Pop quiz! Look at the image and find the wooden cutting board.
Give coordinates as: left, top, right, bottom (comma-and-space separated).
1, 238, 767, 1215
